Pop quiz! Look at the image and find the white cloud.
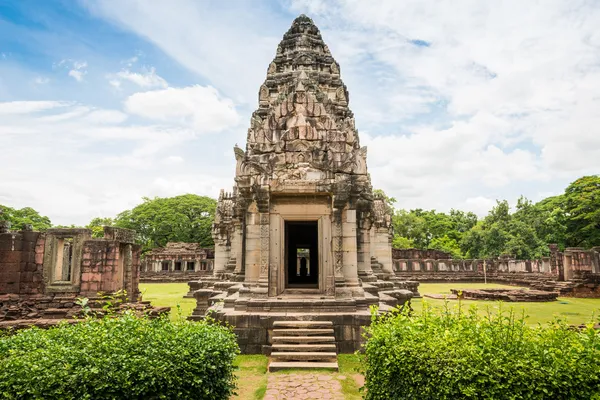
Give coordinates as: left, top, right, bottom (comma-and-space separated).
33, 77, 49, 85
163, 156, 184, 165
290, 0, 600, 212
124, 85, 240, 132
464, 197, 497, 217
58, 59, 88, 82
111, 66, 168, 88
83, 0, 280, 103
0, 101, 71, 114
0, 94, 237, 225
68, 69, 85, 81
68, 61, 87, 82
5, 1, 600, 224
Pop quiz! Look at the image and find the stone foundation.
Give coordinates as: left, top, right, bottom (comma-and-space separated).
140, 270, 212, 283
451, 288, 559, 302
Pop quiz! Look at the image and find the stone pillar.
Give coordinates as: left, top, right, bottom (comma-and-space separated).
191, 289, 213, 317
342, 208, 359, 287
592, 247, 600, 274
333, 211, 345, 286
374, 227, 394, 275
169, 260, 174, 272
244, 202, 261, 285
564, 251, 573, 280
257, 212, 270, 288
357, 215, 375, 281
213, 237, 229, 275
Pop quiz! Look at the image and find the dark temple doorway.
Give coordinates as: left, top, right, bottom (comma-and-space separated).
285, 221, 319, 288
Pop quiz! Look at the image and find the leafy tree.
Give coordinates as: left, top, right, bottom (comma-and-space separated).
0, 205, 52, 231
392, 210, 429, 248
429, 235, 462, 258
86, 217, 115, 238
392, 236, 415, 249
563, 175, 600, 248
114, 194, 216, 252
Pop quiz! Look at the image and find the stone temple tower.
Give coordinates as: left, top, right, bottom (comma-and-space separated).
189, 15, 415, 356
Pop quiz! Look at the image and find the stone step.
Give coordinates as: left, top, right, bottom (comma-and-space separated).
273, 328, 334, 336
268, 361, 339, 372
271, 352, 337, 362
272, 336, 336, 344
272, 320, 333, 329
272, 343, 337, 352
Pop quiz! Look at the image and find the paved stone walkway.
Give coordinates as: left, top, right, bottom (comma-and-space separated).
264, 373, 345, 400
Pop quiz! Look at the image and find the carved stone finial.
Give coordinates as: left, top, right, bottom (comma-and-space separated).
330, 62, 339, 74
234, 145, 245, 160
259, 85, 269, 103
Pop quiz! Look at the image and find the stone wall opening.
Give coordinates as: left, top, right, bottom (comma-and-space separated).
285, 221, 318, 288
186, 261, 195, 271
54, 237, 74, 282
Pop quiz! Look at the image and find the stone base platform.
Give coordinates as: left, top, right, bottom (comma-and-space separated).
189, 297, 383, 354
451, 288, 559, 302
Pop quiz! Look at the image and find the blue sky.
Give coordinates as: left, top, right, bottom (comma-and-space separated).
1, 0, 599, 225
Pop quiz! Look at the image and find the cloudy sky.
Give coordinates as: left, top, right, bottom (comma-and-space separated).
1, 0, 599, 226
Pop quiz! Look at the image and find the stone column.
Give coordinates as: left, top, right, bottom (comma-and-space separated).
342, 208, 359, 287
169, 260, 174, 272
244, 202, 261, 285
333, 211, 345, 287
357, 215, 375, 281
564, 251, 573, 281
257, 212, 270, 288
231, 223, 242, 273
213, 239, 229, 275
374, 226, 394, 275
592, 247, 600, 274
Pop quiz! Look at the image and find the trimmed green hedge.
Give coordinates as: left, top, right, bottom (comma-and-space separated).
364, 303, 600, 400
0, 313, 239, 399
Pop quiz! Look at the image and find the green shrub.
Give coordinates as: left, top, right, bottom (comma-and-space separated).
364, 302, 600, 400
0, 313, 239, 399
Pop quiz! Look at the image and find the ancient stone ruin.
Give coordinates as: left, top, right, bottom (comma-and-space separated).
187, 15, 417, 368
392, 245, 600, 297
450, 288, 559, 302
141, 243, 214, 282
0, 222, 167, 330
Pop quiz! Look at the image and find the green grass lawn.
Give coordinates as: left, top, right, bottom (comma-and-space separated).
139, 282, 600, 326
415, 282, 600, 325
139, 282, 195, 320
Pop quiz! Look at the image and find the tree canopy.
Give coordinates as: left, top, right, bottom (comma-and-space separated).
0, 205, 52, 231
114, 194, 216, 252
390, 175, 600, 259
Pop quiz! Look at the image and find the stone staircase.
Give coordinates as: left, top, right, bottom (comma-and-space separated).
268, 320, 339, 372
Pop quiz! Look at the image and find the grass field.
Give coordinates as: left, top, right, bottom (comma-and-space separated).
139, 282, 195, 321
140, 282, 600, 326
414, 282, 600, 325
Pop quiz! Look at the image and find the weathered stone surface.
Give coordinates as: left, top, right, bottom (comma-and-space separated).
188, 14, 416, 354
0, 227, 167, 329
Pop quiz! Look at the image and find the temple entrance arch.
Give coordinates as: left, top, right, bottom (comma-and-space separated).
285, 221, 319, 288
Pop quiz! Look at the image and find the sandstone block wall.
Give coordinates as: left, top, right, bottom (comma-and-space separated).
0, 226, 144, 325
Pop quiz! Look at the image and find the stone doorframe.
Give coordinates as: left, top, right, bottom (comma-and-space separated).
269, 212, 334, 297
